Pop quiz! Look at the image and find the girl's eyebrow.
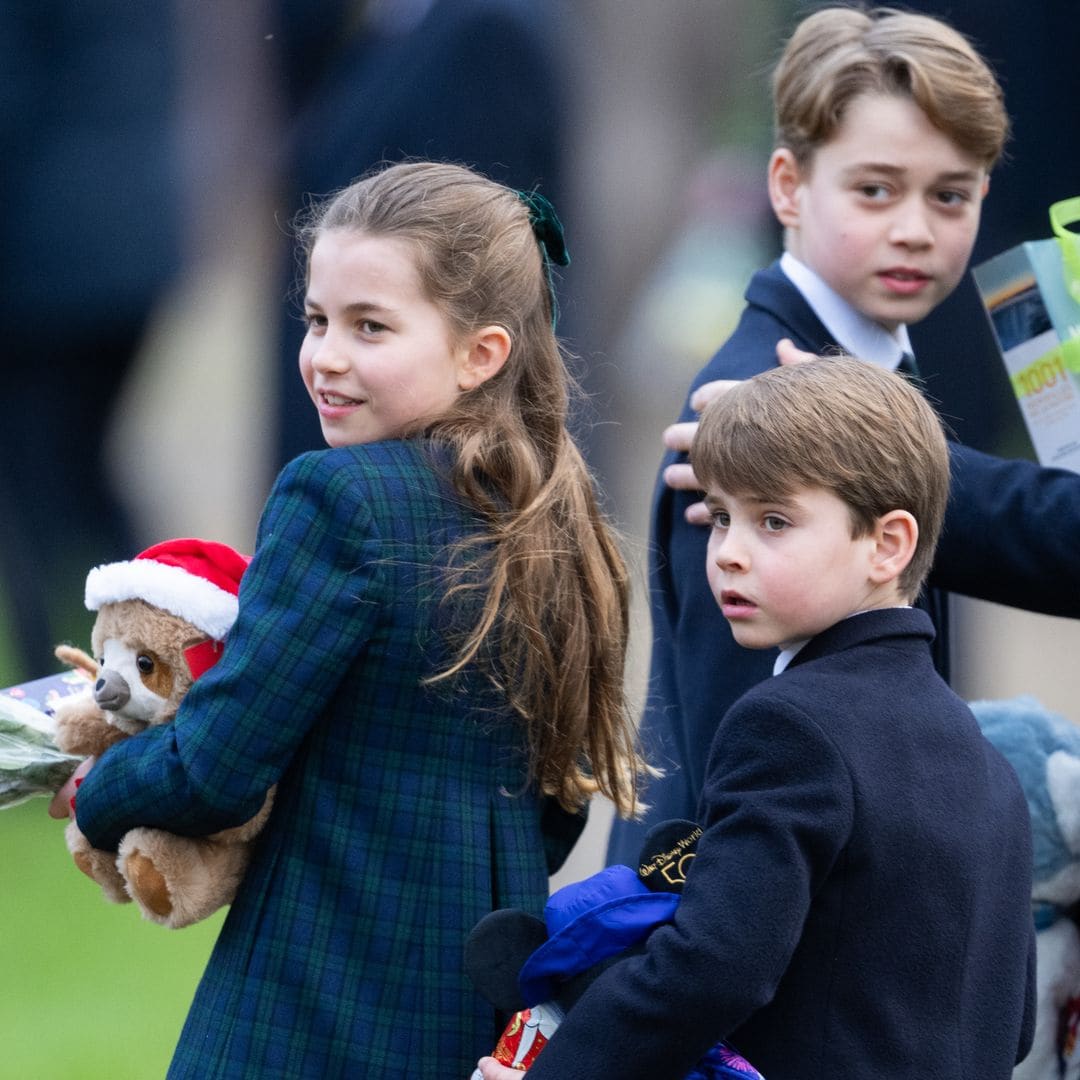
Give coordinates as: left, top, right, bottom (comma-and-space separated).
343, 301, 395, 316
303, 298, 398, 317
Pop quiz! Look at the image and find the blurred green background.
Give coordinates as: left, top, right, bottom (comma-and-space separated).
0, 618, 222, 1080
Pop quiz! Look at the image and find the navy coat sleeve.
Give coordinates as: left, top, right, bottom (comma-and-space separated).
936, 441, 1080, 616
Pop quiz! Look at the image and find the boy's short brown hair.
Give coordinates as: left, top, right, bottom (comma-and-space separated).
774, 5, 1008, 168
691, 357, 950, 601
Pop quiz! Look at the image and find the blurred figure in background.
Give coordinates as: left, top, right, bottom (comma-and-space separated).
0, 0, 568, 682
268, 0, 567, 466
556, 1, 788, 509
0, 2, 182, 678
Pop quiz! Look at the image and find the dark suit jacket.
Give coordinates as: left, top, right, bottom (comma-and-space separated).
536, 608, 1036, 1080
608, 261, 1080, 865
76, 441, 580, 1079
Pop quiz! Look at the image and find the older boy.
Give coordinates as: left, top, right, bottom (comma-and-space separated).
481, 358, 1035, 1079
608, 5, 1080, 866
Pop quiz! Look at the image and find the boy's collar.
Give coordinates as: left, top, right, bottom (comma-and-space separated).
773, 640, 808, 675
779, 253, 913, 369
773, 606, 916, 676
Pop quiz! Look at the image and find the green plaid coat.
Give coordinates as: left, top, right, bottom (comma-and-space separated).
77, 441, 579, 1078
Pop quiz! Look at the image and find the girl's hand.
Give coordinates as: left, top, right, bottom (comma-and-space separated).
476, 1057, 528, 1079
663, 338, 820, 524
48, 757, 95, 820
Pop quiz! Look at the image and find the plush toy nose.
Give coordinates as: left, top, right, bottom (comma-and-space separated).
94, 669, 132, 713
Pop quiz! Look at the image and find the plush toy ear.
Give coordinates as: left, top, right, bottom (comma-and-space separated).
54, 643, 99, 681
465, 908, 549, 1013
637, 819, 703, 893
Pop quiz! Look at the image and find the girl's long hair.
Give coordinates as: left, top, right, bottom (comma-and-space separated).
295, 161, 648, 817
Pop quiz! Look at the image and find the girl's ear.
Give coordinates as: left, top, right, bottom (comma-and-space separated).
868, 509, 918, 588
457, 325, 511, 391
767, 148, 805, 229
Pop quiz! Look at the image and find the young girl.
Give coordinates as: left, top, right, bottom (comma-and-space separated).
68, 161, 648, 1078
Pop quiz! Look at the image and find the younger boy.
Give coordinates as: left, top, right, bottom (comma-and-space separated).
481, 358, 1035, 1079
609, 4, 1080, 867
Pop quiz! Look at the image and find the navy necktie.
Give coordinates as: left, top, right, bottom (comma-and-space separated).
897, 351, 921, 379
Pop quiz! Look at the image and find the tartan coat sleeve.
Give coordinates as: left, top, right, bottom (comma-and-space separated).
75, 447, 400, 848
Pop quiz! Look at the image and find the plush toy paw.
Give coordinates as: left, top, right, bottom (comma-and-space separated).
122, 848, 173, 921
117, 827, 249, 929
52, 694, 126, 759
54, 643, 99, 682
65, 820, 130, 905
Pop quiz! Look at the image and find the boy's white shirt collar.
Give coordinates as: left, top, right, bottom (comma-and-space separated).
773, 641, 809, 675
772, 606, 914, 675
779, 252, 914, 369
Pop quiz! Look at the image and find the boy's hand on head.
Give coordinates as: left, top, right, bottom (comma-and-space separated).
661, 379, 733, 525
663, 338, 812, 524
688, 378, 739, 415
662, 460, 712, 526
776, 338, 820, 367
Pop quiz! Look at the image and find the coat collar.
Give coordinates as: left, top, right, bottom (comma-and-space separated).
786, 607, 936, 673
745, 260, 838, 355
778, 253, 913, 368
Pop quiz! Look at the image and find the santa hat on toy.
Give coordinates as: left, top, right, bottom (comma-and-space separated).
85, 538, 251, 643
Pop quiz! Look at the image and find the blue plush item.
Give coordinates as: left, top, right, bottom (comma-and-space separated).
970, 695, 1080, 1080
971, 695, 1080, 924
466, 823, 766, 1080
513, 863, 764, 1079
518, 865, 681, 1007
687, 1043, 768, 1079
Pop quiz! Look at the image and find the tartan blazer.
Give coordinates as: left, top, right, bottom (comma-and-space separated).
76, 441, 576, 1078
608, 259, 1080, 869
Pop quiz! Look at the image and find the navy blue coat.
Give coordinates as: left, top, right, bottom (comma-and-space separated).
534, 608, 1036, 1080
609, 261, 1080, 864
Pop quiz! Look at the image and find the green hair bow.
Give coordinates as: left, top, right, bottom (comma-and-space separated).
517, 188, 570, 329
518, 189, 570, 268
